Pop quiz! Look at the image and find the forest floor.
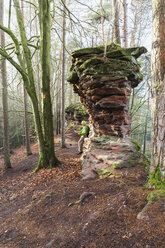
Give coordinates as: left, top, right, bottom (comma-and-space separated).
0, 128, 165, 248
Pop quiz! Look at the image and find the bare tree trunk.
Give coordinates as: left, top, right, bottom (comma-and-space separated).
61, 0, 66, 148
113, 0, 121, 45
8, 0, 12, 28
35, 12, 41, 111
143, 89, 150, 155
130, 2, 137, 47
23, 87, 32, 155
123, 0, 128, 48
151, 0, 165, 175
0, 0, 11, 169
100, 0, 105, 45
21, 0, 32, 156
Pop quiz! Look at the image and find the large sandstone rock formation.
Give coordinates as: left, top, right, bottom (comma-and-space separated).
68, 43, 147, 179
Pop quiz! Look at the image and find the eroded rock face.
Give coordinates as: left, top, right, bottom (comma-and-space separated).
68, 43, 147, 137
68, 43, 147, 179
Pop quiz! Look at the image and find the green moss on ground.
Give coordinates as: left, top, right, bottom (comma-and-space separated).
147, 190, 165, 202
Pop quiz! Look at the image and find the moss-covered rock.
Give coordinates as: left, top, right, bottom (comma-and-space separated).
67, 44, 147, 179
97, 168, 113, 179
130, 138, 141, 152
65, 103, 89, 122
149, 166, 165, 189
71, 43, 122, 58
67, 69, 79, 84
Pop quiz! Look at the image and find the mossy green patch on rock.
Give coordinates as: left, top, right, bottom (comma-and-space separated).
67, 44, 147, 89
126, 47, 147, 59
65, 103, 89, 122
113, 159, 136, 169
97, 168, 114, 179
113, 152, 143, 169
71, 47, 104, 58
112, 162, 122, 169
71, 43, 122, 58
149, 166, 165, 189
67, 69, 79, 84
130, 138, 141, 152
91, 135, 120, 148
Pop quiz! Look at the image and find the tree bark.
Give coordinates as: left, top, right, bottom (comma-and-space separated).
130, 2, 137, 47
0, 0, 11, 170
37, 0, 59, 170
23, 86, 32, 155
123, 0, 128, 48
61, 0, 66, 148
151, 0, 165, 175
100, 0, 105, 45
143, 88, 150, 155
21, 0, 32, 156
113, 0, 121, 45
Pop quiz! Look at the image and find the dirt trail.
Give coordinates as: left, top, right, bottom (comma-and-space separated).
0, 129, 165, 248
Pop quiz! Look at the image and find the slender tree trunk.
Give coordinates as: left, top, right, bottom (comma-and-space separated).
123, 0, 128, 48
151, 0, 165, 175
55, 61, 62, 135
8, 0, 12, 28
0, 0, 11, 170
130, 2, 137, 47
23, 87, 32, 155
21, 0, 32, 156
100, 0, 105, 45
113, 0, 121, 45
143, 89, 150, 155
61, 0, 66, 148
56, 93, 61, 135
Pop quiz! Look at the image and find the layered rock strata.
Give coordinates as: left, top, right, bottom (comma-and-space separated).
68, 43, 147, 179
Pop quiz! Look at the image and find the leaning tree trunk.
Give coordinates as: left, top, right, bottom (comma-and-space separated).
21, 0, 32, 156
0, 0, 11, 170
151, 0, 165, 175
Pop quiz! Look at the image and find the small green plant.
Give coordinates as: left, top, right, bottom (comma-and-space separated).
97, 168, 113, 179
